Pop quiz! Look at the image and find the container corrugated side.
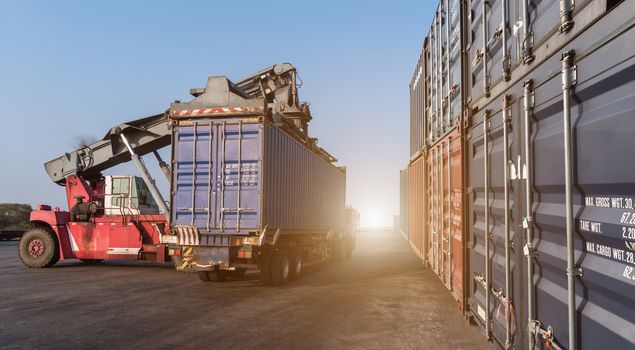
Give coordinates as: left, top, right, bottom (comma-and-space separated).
262, 122, 345, 232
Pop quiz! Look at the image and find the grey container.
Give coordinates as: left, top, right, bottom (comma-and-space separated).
466, 3, 635, 349
409, 1, 456, 152
466, 0, 611, 109
410, 42, 427, 159
425, 0, 464, 146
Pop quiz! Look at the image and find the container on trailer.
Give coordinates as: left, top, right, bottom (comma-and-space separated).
400, 168, 409, 239
408, 155, 426, 261
466, 3, 635, 348
426, 126, 465, 311
166, 64, 352, 286
170, 117, 345, 236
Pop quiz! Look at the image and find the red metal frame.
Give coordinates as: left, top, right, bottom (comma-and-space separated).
30, 175, 169, 263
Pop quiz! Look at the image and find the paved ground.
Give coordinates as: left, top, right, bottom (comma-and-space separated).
0, 230, 491, 350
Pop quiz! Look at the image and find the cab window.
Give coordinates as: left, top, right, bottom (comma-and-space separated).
131, 178, 157, 208
111, 177, 130, 207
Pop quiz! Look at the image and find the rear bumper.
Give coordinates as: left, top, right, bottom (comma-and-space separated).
172, 244, 258, 272
173, 245, 230, 271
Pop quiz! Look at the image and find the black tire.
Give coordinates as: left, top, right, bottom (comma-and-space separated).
80, 259, 103, 264
198, 269, 228, 282
289, 249, 303, 281
231, 268, 247, 279
259, 251, 273, 285
198, 271, 212, 282
18, 227, 59, 268
330, 240, 345, 262
270, 249, 290, 286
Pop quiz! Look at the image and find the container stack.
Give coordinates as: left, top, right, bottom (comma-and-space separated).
399, 168, 409, 240
407, 40, 426, 262
404, 0, 635, 348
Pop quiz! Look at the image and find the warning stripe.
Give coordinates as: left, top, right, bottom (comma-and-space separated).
175, 226, 200, 246
172, 106, 264, 117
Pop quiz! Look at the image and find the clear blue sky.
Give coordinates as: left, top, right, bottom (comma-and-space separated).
0, 1, 435, 227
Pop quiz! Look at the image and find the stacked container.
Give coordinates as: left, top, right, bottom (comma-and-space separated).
407, 38, 427, 262
427, 127, 465, 311
399, 168, 409, 239
408, 157, 426, 260
407, 0, 634, 348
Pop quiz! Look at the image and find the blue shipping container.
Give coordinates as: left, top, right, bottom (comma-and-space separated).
170, 118, 346, 236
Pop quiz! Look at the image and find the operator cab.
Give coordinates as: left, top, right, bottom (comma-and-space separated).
104, 176, 160, 216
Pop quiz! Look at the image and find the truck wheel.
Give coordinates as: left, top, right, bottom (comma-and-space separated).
18, 228, 60, 268
198, 271, 212, 282
330, 240, 345, 262
198, 269, 227, 282
289, 249, 303, 281
259, 251, 273, 285
270, 249, 290, 286
231, 268, 247, 279
80, 259, 103, 264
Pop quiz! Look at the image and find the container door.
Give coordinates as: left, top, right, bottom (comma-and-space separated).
427, 127, 465, 310
408, 156, 426, 261
466, 99, 524, 346
427, 147, 439, 270
447, 0, 462, 127
448, 130, 465, 311
528, 11, 635, 348
467, 0, 520, 100
172, 120, 262, 234
172, 122, 218, 231
216, 121, 262, 232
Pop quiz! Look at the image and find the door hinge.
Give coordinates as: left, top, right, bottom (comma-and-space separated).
561, 50, 578, 89
560, 0, 575, 33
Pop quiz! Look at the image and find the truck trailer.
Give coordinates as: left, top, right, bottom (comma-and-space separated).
166, 64, 355, 285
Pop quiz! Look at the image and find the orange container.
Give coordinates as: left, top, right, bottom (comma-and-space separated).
407, 155, 426, 262
426, 126, 464, 311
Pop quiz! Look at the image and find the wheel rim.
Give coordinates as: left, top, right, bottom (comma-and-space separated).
28, 239, 45, 257
295, 254, 303, 274
281, 256, 290, 279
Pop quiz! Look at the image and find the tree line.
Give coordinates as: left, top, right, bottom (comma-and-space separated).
0, 204, 32, 230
